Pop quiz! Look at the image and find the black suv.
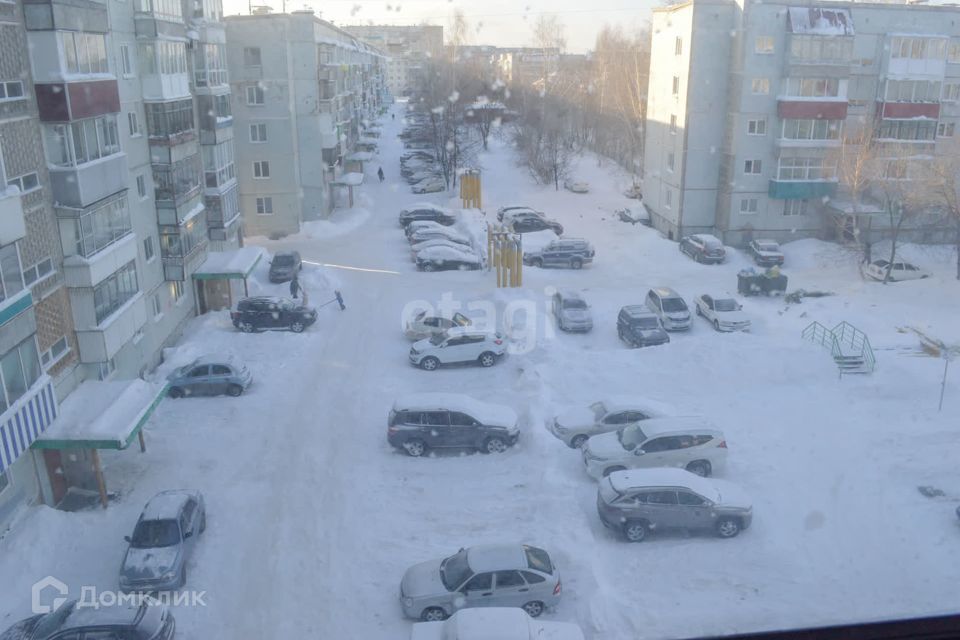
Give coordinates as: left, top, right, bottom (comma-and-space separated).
617, 305, 670, 348
387, 394, 520, 456
230, 296, 317, 333
523, 238, 595, 269
268, 251, 302, 283
398, 206, 456, 227
510, 212, 563, 235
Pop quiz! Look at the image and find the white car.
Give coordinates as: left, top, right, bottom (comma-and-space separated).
412, 178, 446, 194
404, 310, 471, 340
549, 397, 676, 449
409, 227, 470, 246
581, 416, 728, 479
415, 245, 482, 272
411, 608, 585, 640
694, 294, 751, 332
405, 220, 450, 238
563, 179, 589, 193
865, 259, 931, 282
410, 239, 472, 261
409, 328, 506, 370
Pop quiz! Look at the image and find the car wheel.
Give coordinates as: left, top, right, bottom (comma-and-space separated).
168, 387, 184, 399
199, 512, 207, 533
420, 356, 440, 371
240, 322, 256, 333
686, 460, 712, 477
531, 258, 543, 268
402, 439, 427, 457
623, 520, 648, 542
716, 518, 741, 538
696, 306, 702, 317
423, 262, 436, 272
713, 319, 721, 332
421, 607, 447, 622
290, 321, 305, 333
180, 566, 187, 588
483, 437, 508, 454
694, 252, 702, 263
570, 434, 589, 449
602, 466, 626, 478
478, 352, 496, 368
226, 384, 244, 397
570, 258, 583, 269
522, 601, 545, 618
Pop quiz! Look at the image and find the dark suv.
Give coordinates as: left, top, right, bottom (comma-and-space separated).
617, 305, 670, 348
398, 206, 456, 227
510, 212, 564, 235
230, 296, 317, 333
388, 393, 520, 456
268, 251, 302, 283
679, 234, 726, 264
523, 238, 595, 269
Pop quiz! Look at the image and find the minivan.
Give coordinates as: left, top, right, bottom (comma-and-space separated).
645, 288, 691, 331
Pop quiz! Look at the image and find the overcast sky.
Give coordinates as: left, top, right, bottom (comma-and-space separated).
221, 0, 657, 53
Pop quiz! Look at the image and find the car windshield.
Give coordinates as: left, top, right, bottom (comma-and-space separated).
428, 334, 447, 346
31, 601, 76, 638
758, 243, 778, 252
563, 299, 587, 309
273, 255, 295, 266
714, 299, 738, 312
631, 317, 660, 330
617, 425, 647, 451
439, 550, 472, 591
661, 298, 687, 312
130, 519, 180, 548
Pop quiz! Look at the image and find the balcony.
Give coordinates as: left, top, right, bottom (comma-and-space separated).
777, 100, 847, 120
160, 204, 208, 281
48, 153, 128, 209
35, 80, 120, 122
74, 293, 148, 363
0, 375, 58, 477
0, 188, 26, 246
768, 180, 837, 200
878, 101, 940, 120
61, 230, 138, 290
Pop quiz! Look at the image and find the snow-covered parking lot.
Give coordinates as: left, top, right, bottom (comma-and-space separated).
2, 105, 960, 640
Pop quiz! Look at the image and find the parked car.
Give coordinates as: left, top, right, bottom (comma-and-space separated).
549, 396, 673, 449
497, 206, 543, 222
694, 295, 751, 332
166, 355, 252, 398
399, 544, 562, 621
408, 226, 470, 246
510, 212, 563, 235
416, 246, 482, 272
412, 178, 446, 194
405, 220, 453, 238
581, 416, 728, 479
0, 600, 175, 640
523, 238, 595, 269
410, 608, 584, 640
411, 239, 474, 261
406, 170, 442, 185
865, 259, 931, 282
230, 296, 317, 333
409, 328, 505, 370
388, 393, 520, 456
563, 179, 589, 193
646, 287, 691, 331
405, 310, 471, 340
268, 251, 302, 283
551, 290, 593, 332
679, 234, 726, 264
616, 306, 670, 348
746, 239, 785, 267
119, 490, 206, 592
597, 468, 752, 542
399, 204, 456, 227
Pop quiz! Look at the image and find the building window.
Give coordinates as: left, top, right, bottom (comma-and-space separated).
751, 78, 770, 95
194, 43, 227, 87
777, 157, 836, 181
93, 261, 138, 324
250, 123, 267, 143
136, 174, 147, 199
669, 115, 677, 134
42, 115, 121, 167
40, 336, 69, 369
246, 85, 264, 105
134, 0, 183, 20
6, 172, 40, 194
0, 337, 42, 414
22, 257, 54, 286
944, 83, 960, 102
0, 80, 25, 101
783, 199, 809, 216
153, 154, 201, 203
203, 141, 235, 188
62, 196, 132, 258
120, 44, 135, 76
744, 159, 762, 175
139, 41, 187, 75
950, 42, 960, 64
885, 79, 942, 103
938, 122, 955, 138
675, 37, 682, 56
59, 32, 109, 75
877, 119, 936, 142
253, 161, 270, 179
790, 35, 853, 64
144, 99, 194, 139
128, 111, 141, 137
151, 293, 162, 318
785, 77, 840, 98
255, 196, 273, 214
243, 47, 262, 67
747, 118, 767, 136
170, 280, 184, 302
667, 152, 675, 172
663, 189, 672, 209
0, 243, 24, 305
672, 76, 680, 96
755, 36, 774, 54
740, 198, 759, 214
890, 36, 946, 61
780, 119, 842, 141
159, 215, 206, 260
143, 235, 155, 261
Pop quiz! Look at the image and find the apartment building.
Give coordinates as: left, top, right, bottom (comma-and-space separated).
344, 24, 442, 97
493, 48, 561, 87
226, 10, 385, 237
643, 0, 960, 246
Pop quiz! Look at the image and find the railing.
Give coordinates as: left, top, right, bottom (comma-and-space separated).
802, 321, 876, 374
833, 321, 876, 372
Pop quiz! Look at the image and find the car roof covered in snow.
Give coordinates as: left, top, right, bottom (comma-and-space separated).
555, 289, 586, 301
191, 354, 243, 369
650, 287, 683, 299
607, 468, 722, 501
690, 234, 722, 245
634, 416, 719, 438
597, 395, 675, 417
416, 245, 478, 261
140, 490, 197, 521
403, 203, 451, 214
443, 326, 497, 339
466, 544, 529, 572
754, 239, 780, 248
392, 393, 517, 426
62, 600, 147, 630
620, 305, 657, 318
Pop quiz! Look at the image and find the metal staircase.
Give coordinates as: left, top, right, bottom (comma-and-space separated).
802, 321, 876, 375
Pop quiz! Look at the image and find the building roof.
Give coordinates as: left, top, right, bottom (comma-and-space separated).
787, 6, 855, 35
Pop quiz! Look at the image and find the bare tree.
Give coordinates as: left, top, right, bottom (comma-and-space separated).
830, 123, 882, 263
923, 137, 960, 280
874, 144, 929, 284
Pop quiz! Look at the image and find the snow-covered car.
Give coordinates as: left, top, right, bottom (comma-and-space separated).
0, 600, 174, 640
405, 169, 442, 185
616, 306, 670, 348
551, 290, 593, 333
399, 544, 562, 621
646, 287, 691, 331
410, 238, 472, 261
404, 310, 471, 340
597, 469, 752, 542
119, 490, 206, 592
865, 259, 931, 282
409, 328, 505, 370
410, 608, 584, 640
496, 205, 543, 222
694, 294, 751, 332
166, 355, 252, 398
412, 178, 446, 194
416, 245, 482, 272
549, 396, 674, 449
408, 226, 470, 246
399, 204, 455, 227
563, 179, 589, 193
679, 234, 726, 264
387, 393, 520, 456
746, 239, 785, 267
581, 416, 728, 479
405, 219, 453, 238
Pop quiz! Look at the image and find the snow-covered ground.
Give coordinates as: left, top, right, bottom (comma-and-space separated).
2, 107, 960, 640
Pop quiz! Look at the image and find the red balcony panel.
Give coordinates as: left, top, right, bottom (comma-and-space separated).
35, 84, 69, 121
778, 100, 848, 120
35, 80, 120, 122
879, 102, 940, 120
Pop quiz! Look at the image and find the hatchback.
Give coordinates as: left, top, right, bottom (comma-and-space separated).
523, 239, 594, 269
119, 490, 206, 592
399, 544, 562, 621
388, 392, 520, 456
166, 355, 252, 398
549, 396, 673, 448
415, 246, 482, 272
509, 213, 563, 235
597, 468, 752, 542
409, 328, 506, 370
0, 600, 174, 640
679, 234, 726, 264
645, 288, 691, 331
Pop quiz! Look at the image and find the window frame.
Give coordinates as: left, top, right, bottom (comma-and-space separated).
744, 159, 763, 175
739, 197, 759, 214
252, 160, 270, 179
751, 78, 770, 95
755, 36, 774, 55
255, 196, 273, 215
0, 80, 26, 102
246, 85, 264, 106
249, 123, 267, 143
747, 118, 767, 136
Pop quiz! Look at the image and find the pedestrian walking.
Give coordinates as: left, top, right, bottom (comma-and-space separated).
289, 274, 301, 299
391, 113, 395, 121
377, 167, 385, 183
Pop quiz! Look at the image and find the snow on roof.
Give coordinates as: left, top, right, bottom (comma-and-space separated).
141, 490, 194, 520
331, 172, 364, 186
787, 7, 854, 35
608, 468, 722, 501
404, 202, 451, 214
690, 234, 722, 246
599, 395, 676, 417
621, 305, 656, 317
192, 354, 244, 368
193, 246, 265, 279
416, 245, 478, 261
392, 393, 517, 426
637, 416, 719, 438
467, 544, 526, 572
